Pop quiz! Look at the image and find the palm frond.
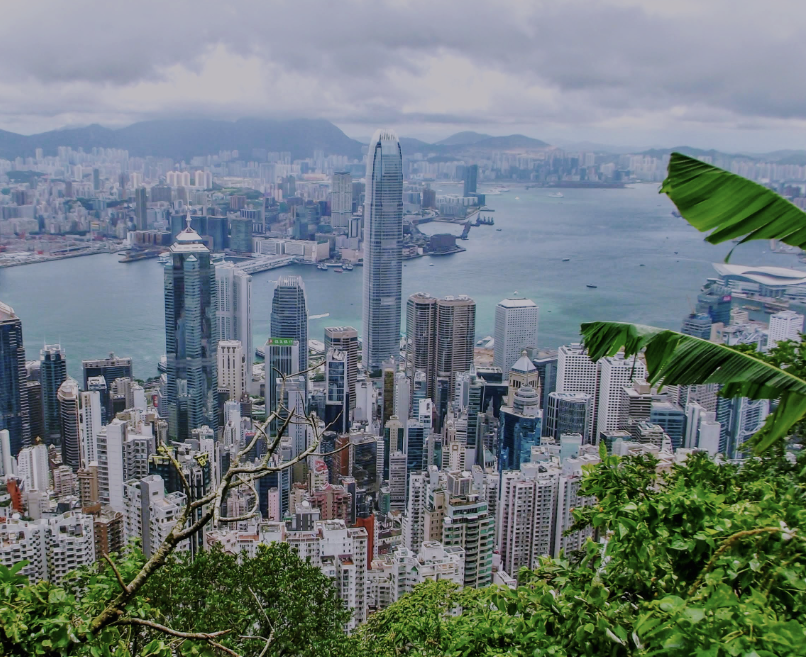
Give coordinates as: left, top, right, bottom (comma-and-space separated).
661, 152, 806, 259
581, 321, 806, 452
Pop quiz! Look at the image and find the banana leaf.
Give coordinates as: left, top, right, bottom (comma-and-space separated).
661, 152, 806, 259
581, 321, 806, 452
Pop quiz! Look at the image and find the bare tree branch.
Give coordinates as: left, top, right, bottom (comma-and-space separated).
112, 617, 239, 657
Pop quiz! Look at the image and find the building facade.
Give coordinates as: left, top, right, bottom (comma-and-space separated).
362, 130, 403, 372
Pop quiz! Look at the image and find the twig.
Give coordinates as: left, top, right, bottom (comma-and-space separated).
688, 526, 791, 596
102, 553, 130, 593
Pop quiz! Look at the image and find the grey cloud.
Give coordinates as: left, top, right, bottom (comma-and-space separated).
0, 0, 805, 142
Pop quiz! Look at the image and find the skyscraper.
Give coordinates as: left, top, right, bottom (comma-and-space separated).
324, 327, 358, 411
556, 343, 600, 438
271, 276, 308, 374
215, 262, 253, 392
362, 129, 403, 373
543, 392, 591, 441
405, 293, 476, 418
331, 171, 352, 229
596, 354, 647, 439
134, 187, 148, 230
325, 349, 349, 434
494, 298, 539, 375
0, 302, 29, 455
57, 378, 81, 471
265, 338, 300, 417
463, 164, 478, 197
164, 214, 219, 441
217, 340, 245, 401
40, 344, 67, 444
406, 293, 438, 399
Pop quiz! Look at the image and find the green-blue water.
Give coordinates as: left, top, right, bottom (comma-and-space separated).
1, 183, 801, 380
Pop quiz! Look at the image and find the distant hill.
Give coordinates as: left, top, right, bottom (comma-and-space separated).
0, 118, 364, 161
436, 131, 492, 146
400, 132, 551, 155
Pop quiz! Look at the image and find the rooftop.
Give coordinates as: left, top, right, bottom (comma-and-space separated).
497, 297, 538, 308
713, 263, 806, 287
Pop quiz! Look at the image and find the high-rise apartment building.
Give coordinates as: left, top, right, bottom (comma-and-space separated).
494, 298, 539, 375
331, 171, 352, 229
362, 130, 403, 372
17, 443, 50, 491
215, 262, 253, 393
768, 310, 804, 350
443, 493, 494, 588
324, 327, 358, 411
40, 344, 67, 444
0, 302, 29, 455
271, 276, 308, 374
164, 215, 219, 441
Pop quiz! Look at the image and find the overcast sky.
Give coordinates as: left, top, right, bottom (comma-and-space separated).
1, 0, 804, 152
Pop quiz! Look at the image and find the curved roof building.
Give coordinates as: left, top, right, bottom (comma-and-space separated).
713, 263, 806, 298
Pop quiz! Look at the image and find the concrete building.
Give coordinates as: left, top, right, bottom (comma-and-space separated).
596, 354, 647, 440
331, 171, 353, 229
57, 378, 81, 471
494, 298, 539, 375
0, 512, 95, 584
123, 475, 188, 558
215, 262, 253, 393
17, 443, 50, 492
442, 493, 494, 588
217, 340, 246, 401
324, 327, 359, 411
556, 344, 600, 437
768, 310, 804, 350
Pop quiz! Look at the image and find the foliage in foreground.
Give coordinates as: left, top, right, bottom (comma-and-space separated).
0, 542, 354, 656
358, 451, 806, 656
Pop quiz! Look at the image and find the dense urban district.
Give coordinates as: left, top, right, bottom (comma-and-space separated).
0, 122, 805, 653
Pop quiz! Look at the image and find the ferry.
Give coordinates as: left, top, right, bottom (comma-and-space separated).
586, 284, 598, 289
317, 263, 328, 271
562, 258, 571, 262
549, 192, 564, 198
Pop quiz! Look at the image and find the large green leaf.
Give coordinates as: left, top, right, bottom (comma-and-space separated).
580, 321, 806, 451
661, 152, 806, 257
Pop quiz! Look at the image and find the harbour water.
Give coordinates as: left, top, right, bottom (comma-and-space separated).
1, 182, 801, 380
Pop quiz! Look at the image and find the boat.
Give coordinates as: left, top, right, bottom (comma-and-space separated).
549, 192, 564, 198
562, 258, 570, 262
640, 264, 645, 267
496, 228, 502, 231
343, 263, 354, 271
586, 284, 598, 289
674, 251, 678, 254
317, 263, 328, 271
334, 267, 344, 273
429, 263, 435, 266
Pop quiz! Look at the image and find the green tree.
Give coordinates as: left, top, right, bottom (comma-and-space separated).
358, 452, 806, 656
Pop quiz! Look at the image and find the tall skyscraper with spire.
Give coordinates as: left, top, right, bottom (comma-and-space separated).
270, 276, 308, 374
362, 129, 403, 373
0, 301, 30, 455
164, 213, 219, 441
